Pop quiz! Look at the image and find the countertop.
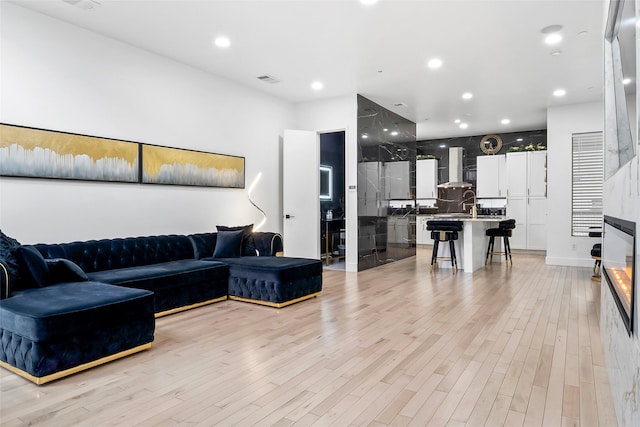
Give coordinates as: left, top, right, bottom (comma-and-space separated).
417, 214, 509, 222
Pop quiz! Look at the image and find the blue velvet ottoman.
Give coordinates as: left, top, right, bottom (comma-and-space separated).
0, 281, 155, 385
206, 256, 323, 308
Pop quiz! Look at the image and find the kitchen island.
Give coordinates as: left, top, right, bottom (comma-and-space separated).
416, 215, 510, 272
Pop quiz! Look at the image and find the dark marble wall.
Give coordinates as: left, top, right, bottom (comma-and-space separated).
357, 95, 416, 271
416, 129, 547, 186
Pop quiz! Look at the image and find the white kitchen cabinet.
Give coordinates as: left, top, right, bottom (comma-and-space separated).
384, 161, 410, 200
506, 151, 547, 250
358, 162, 385, 217
387, 216, 409, 245
416, 215, 432, 245
476, 155, 506, 198
416, 159, 438, 199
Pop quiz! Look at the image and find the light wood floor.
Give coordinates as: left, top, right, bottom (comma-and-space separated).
0, 250, 618, 426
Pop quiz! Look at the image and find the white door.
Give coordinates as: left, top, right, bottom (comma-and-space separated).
527, 197, 547, 250
528, 151, 547, 198
416, 159, 437, 199
283, 130, 320, 259
507, 198, 527, 249
476, 156, 501, 197
506, 152, 528, 198
385, 161, 410, 199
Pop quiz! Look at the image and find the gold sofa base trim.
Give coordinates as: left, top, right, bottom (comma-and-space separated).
0, 342, 152, 385
155, 295, 228, 318
228, 292, 321, 308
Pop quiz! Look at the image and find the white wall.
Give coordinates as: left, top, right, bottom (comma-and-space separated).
294, 96, 358, 272
0, 3, 294, 244
546, 101, 604, 267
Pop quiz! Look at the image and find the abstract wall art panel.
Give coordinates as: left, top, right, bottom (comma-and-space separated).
0, 124, 139, 182
141, 144, 245, 188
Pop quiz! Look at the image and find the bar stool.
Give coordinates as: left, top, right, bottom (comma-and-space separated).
589, 230, 602, 281
485, 219, 516, 265
426, 220, 463, 271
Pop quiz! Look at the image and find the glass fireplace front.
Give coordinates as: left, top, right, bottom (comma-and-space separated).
602, 215, 636, 335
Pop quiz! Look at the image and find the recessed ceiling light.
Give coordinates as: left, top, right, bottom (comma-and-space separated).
545, 33, 562, 45
553, 88, 566, 97
541, 24, 563, 34
517, 138, 523, 142
462, 92, 473, 100
62, 0, 101, 10
360, 0, 377, 5
501, 119, 511, 125
383, 128, 388, 132
454, 119, 461, 124
459, 123, 469, 129
427, 58, 443, 69
362, 134, 368, 139
623, 78, 632, 85
214, 36, 231, 48
550, 50, 562, 56
439, 144, 446, 148
391, 131, 399, 136
578, 30, 589, 36
311, 81, 324, 90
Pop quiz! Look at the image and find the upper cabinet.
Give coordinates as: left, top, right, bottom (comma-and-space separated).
476, 155, 506, 198
505, 152, 528, 198
384, 161, 410, 200
416, 159, 438, 199
357, 161, 385, 217
527, 151, 547, 197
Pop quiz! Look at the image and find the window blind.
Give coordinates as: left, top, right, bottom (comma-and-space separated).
572, 132, 603, 237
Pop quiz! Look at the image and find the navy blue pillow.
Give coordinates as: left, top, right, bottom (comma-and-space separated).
0, 230, 23, 298
217, 224, 256, 256
46, 258, 89, 283
16, 246, 49, 288
213, 230, 244, 258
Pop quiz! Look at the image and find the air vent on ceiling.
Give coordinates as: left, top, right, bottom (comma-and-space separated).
256, 75, 281, 84
62, 0, 101, 10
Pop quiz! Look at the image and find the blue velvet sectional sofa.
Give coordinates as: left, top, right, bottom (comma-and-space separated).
0, 228, 322, 385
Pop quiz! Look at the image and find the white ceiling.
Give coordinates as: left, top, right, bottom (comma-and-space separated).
11, 0, 605, 140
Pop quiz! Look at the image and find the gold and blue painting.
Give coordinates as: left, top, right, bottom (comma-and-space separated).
0, 124, 139, 182
141, 144, 245, 188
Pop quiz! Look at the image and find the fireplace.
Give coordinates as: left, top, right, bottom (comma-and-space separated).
602, 215, 636, 335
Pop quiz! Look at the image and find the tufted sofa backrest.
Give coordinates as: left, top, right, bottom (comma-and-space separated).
33, 235, 195, 273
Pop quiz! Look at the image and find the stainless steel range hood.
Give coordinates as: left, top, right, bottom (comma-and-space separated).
438, 147, 473, 188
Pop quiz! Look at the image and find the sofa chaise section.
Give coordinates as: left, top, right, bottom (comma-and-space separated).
189, 231, 322, 308
0, 281, 155, 385
209, 256, 323, 308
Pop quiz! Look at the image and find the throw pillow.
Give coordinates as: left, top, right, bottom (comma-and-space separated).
0, 229, 23, 298
217, 224, 257, 256
46, 258, 89, 283
15, 246, 49, 288
212, 229, 244, 258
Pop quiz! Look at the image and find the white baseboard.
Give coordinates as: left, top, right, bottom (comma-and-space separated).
545, 256, 595, 268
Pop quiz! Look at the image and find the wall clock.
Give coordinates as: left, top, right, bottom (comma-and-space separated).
480, 134, 503, 154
